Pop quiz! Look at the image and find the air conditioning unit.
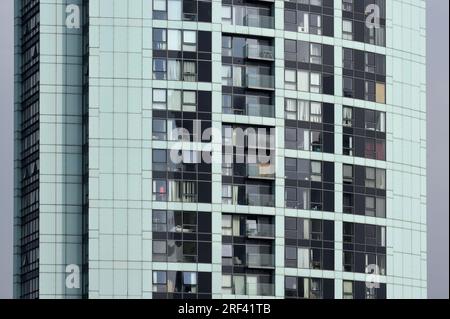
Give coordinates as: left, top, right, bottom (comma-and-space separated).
298, 26, 307, 33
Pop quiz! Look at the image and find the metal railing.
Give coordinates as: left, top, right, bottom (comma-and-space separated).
246, 74, 275, 90
245, 44, 275, 60
246, 193, 275, 207
245, 283, 275, 296
247, 163, 275, 179
243, 14, 275, 29
246, 224, 275, 238
247, 253, 275, 268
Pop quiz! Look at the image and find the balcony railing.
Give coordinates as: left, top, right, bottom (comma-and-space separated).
245, 44, 275, 61
246, 193, 275, 207
246, 224, 275, 238
246, 283, 275, 296
247, 253, 275, 268
246, 103, 274, 117
223, 103, 274, 117
243, 14, 275, 29
247, 163, 275, 179
246, 74, 275, 90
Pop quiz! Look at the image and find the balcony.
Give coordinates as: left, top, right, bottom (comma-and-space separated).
247, 163, 275, 180
243, 14, 275, 29
246, 193, 275, 207
246, 74, 275, 90
245, 44, 275, 61
246, 224, 275, 239
224, 103, 274, 118
246, 283, 275, 296
246, 103, 274, 117
247, 253, 275, 269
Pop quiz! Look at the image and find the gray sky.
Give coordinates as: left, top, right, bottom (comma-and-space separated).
0, 0, 448, 299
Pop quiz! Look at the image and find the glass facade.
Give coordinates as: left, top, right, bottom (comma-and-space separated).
14, 0, 427, 299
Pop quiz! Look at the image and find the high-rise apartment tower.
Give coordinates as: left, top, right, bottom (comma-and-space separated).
14, 0, 427, 299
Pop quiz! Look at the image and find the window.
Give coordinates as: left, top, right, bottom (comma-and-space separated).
342, 0, 353, 12
343, 106, 353, 126
376, 198, 386, 218
168, 0, 182, 20
183, 31, 197, 51
365, 168, 376, 188
343, 48, 353, 69
222, 214, 232, 235
285, 39, 297, 61
298, 100, 310, 122
167, 29, 181, 51
167, 90, 181, 111
153, 29, 167, 50
343, 135, 353, 156
310, 14, 322, 35
222, 36, 232, 56
311, 131, 322, 152
153, 180, 167, 201
153, 119, 167, 140
153, 271, 167, 285
311, 161, 322, 182
365, 81, 376, 102
153, 241, 167, 255
285, 99, 297, 120
183, 272, 197, 293
153, 89, 167, 109
153, 211, 167, 232
183, 91, 196, 112
365, 53, 376, 73
310, 72, 321, 93
222, 275, 232, 294
285, 69, 297, 90
153, 59, 167, 80
298, 248, 310, 269
365, 197, 376, 216
297, 70, 309, 92
183, 61, 196, 82
343, 20, 353, 40
376, 169, 386, 189
222, 65, 232, 86
310, 102, 322, 123
343, 77, 353, 97
222, 185, 233, 205
285, 246, 297, 267
376, 83, 386, 103
167, 60, 181, 80
343, 281, 353, 299
310, 43, 322, 64
222, 5, 232, 24
153, 0, 167, 19
343, 165, 353, 184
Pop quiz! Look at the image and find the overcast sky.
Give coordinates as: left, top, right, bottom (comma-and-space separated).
0, 0, 448, 299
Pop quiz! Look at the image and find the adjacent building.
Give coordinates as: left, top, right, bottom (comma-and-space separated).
14, 0, 427, 299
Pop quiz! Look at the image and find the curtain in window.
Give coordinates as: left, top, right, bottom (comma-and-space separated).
169, 181, 181, 202
343, 107, 353, 123
310, 102, 322, 123
167, 60, 180, 80
183, 61, 196, 81
285, 99, 297, 120
298, 70, 309, 92
233, 66, 243, 87
298, 129, 310, 151
232, 185, 239, 205
298, 248, 310, 269
298, 100, 309, 122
